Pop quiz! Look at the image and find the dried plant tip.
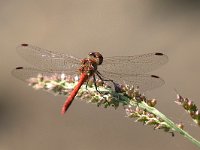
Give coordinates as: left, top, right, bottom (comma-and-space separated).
87, 79, 94, 87
115, 84, 126, 92
135, 107, 143, 115
195, 110, 200, 118
195, 111, 200, 125
96, 80, 104, 86
154, 123, 167, 130
175, 94, 200, 127
190, 111, 196, 119
81, 93, 92, 99
187, 100, 197, 110
177, 123, 184, 129
136, 115, 148, 123
146, 99, 157, 107
176, 94, 184, 102
140, 95, 147, 101
145, 118, 158, 125
147, 113, 156, 118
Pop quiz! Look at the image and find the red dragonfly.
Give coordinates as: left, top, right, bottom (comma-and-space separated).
12, 44, 168, 115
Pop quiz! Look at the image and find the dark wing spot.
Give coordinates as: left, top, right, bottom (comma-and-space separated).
16, 67, 23, 69
155, 52, 164, 56
21, 43, 28, 46
151, 75, 160, 78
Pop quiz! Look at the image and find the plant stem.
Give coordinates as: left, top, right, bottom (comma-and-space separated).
131, 100, 200, 148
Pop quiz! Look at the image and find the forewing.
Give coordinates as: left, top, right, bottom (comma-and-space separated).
98, 52, 168, 74
16, 44, 80, 71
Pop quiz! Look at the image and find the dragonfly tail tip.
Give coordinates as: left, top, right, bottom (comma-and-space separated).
61, 107, 67, 115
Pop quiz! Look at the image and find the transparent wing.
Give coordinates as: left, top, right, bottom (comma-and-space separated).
98, 52, 168, 74
16, 44, 80, 71
99, 71, 165, 92
11, 67, 79, 82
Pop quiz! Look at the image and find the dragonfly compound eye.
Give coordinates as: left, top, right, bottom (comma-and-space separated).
94, 52, 103, 65
88, 52, 103, 65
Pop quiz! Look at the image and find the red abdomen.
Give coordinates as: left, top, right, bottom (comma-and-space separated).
61, 73, 88, 115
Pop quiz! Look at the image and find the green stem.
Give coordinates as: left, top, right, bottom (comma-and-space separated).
133, 100, 200, 148
109, 92, 200, 148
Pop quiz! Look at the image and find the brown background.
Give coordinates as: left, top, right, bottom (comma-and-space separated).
1, 0, 200, 150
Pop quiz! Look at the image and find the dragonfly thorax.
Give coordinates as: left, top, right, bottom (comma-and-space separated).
79, 58, 97, 76
79, 52, 103, 76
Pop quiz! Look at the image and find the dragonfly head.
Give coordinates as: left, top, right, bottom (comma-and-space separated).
88, 52, 103, 65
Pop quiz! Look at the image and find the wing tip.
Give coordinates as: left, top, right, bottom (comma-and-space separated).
155, 52, 164, 56
151, 74, 165, 86
15, 66, 24, 70
154, 52, 169, 64
21, 43, 29, 47
151, 75, 160, 78
16, 43, 30, 50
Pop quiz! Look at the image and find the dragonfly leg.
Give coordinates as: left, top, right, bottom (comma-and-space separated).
96, 70, 124, 93
96, 71, 121, 92
85, 75, 102, 93
85, 80, 89, 90
96, 71, 114, 83
92, 75, 102, 93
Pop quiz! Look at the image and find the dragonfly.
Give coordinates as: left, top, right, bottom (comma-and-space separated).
12, 44, 168, 115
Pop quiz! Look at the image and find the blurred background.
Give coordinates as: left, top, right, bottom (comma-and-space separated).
1, 0, 200, 149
